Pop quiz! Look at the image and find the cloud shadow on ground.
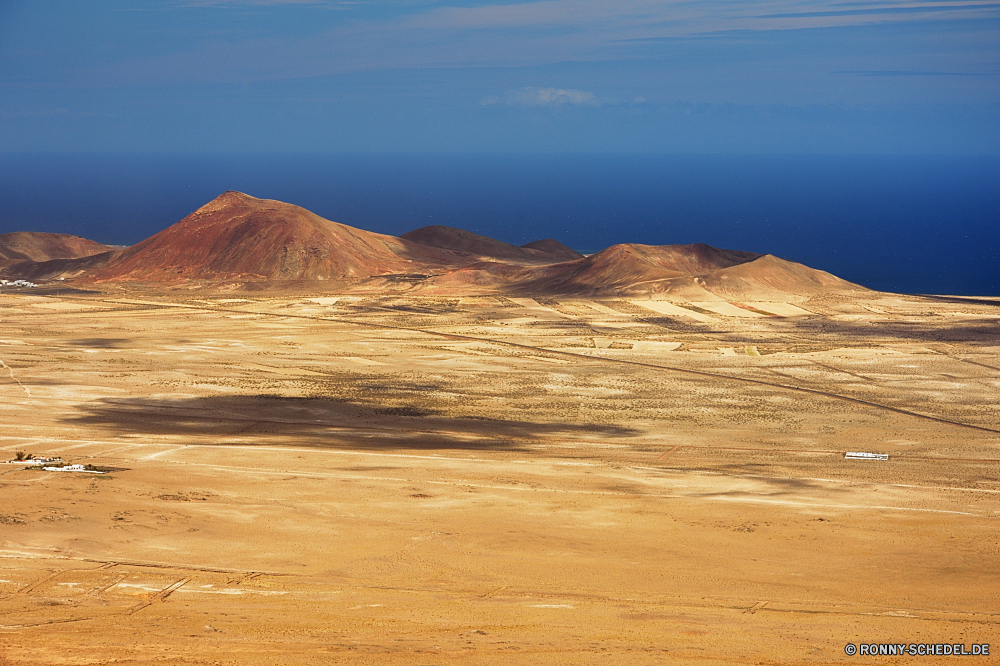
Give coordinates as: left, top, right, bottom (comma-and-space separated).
770, 317, 1000, 346
68, 338, 132, 348
64, 394, 641, 452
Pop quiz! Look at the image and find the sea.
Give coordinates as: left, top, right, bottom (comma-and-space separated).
0, 153, 997, 296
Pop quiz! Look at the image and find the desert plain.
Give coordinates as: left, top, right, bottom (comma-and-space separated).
0, 287, 998, 665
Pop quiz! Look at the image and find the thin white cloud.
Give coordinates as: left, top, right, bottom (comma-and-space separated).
0, 108, 71, 118
403, 0, 1000, 32
481, 87, 601, 107
51, 0, 1000, 88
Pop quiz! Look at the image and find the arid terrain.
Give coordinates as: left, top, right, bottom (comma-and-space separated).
1, 287, 999, 664
0, 193, 998, 663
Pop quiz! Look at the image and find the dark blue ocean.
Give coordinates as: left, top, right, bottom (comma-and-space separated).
0, 153, 997, 296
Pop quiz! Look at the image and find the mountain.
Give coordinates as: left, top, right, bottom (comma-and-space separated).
426, 242, 865, 299
0, 232, 114, 263
509, 243, 762, 295
88, 192, 462, 283
401, 225, 582, 264
551, 252, 864, 300
15, 191, 865, 300
0, 251, 119, 282
688, 253, 862, 300
519, 239, 584, 262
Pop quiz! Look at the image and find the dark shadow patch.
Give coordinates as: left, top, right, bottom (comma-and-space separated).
917, 295, 1000, 308
687, 475, 841, 498
380, 303, 455, 314
68, 338, 131, 349
772, 316, 1000, 346
63, 394, 641, 452
14, 286, 104, 296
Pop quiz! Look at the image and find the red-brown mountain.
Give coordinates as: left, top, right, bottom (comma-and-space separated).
507, 242, 762, 294
0, 251, 119, 282
589, 252, 863, 299
0, 232, 114, 263
401, 225, 582, 264
44, 191, 865, 299
520, 238, 584, 262
88, 192, 462, 283
428, 241, 864, 298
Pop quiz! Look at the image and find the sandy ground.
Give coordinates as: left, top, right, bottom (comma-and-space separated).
1, 290, 998, 664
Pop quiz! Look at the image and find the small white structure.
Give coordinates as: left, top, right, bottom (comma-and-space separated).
43, 464, 105, 474
845, 451, 889, 461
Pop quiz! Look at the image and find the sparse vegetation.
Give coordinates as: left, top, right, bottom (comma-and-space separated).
1, 287, 998, 662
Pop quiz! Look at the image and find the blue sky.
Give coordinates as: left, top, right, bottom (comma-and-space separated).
1, 0, 998, 153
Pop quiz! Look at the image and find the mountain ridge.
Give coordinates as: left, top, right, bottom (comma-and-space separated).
401, 225, 583, 264
88, 191, 462, 283
2, 192, 867, 300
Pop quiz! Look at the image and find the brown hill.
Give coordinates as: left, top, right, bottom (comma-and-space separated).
519, 238, 583, 262
87, 192, 462, 283
602, 253, 866, 300
691, 254, 864, 299
401, 226, 580, 264
511, 243, 761, 295
0, 251, 119, 282
18, 193, 864, 301
0, 232, 114, 263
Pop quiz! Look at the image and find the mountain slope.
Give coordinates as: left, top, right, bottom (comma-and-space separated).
88, 192, 461, 283
693, 254, 864, 299
0, 251, 119, 281
0, 232, 114, 263
519, 238, 583, 262
401, 225, 581, 264
23, 192, 868, 301
509, 243, 761, 294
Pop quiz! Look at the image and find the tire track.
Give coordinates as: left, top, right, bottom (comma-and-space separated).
0, 359, 31, 396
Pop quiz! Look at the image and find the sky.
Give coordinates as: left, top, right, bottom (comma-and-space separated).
1, 0, 999, 153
